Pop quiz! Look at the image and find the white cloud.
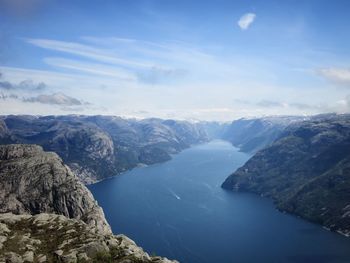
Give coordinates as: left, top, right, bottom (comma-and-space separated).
26, 38, 153, 68
237, 13, 256, 30
317, 68, 350, 86
44, 57, 135, 80
3, 36, 349, 120
24, 92, 83, 106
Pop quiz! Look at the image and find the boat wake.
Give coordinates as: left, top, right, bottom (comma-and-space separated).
168, 188, 181, 200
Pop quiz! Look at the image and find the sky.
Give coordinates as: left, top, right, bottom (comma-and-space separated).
1, 0, 350, 121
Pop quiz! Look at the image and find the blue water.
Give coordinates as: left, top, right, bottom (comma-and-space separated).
89, 140, 350, 263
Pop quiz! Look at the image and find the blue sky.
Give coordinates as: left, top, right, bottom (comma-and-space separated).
1, 0, 350, 120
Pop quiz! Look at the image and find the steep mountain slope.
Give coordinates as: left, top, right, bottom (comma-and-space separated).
0, 115, 209, 184
222, 114, 350, 236
0, 144, 176, 262
0, 144, 110, 234
222, 116, 307, 153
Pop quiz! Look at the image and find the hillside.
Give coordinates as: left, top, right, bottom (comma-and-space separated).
0, 115, 208, 184
222, 116, 307, 153
222, 114, 350, 236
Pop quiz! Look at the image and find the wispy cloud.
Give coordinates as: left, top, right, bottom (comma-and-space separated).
0, 74, 88, 107
137, 66, 188, 85
26, 38, 153, 68
27, 37, 219, 69
44, 57, 135, 80
256, 100, 286, 108
0, 92, 18, 100
237, 13, 256, 30
25, 37, 236, 86
23, 92, 84, 106
317, 68, 350, 87
4, 35, 348, 120
0, 72, 46, 91
234, 99, 326, 111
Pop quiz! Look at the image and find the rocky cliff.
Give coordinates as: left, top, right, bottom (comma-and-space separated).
0, 144, 177, 262
0, 115, 208, 184
222, 114, 350, 236
0, 144, 110, 235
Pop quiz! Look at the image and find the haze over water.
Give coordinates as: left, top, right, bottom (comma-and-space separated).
89, 140, 350, 263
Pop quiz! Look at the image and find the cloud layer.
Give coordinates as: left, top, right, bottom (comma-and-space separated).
1, 34, 350, 121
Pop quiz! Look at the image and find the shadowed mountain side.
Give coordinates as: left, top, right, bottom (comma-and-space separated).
222, 114, 350, 236
222, 115, 309, 153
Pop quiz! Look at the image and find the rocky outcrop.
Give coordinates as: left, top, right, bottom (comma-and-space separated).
0, 213, 177, 263
222, 114, 350, 236
0, 119, 11, 144
0, 144, 110, 235
0, 115, 209, 184
0, 144, 177, 262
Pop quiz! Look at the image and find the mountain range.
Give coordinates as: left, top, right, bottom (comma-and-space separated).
0, 115, 208, 184
1, 113, 350, 262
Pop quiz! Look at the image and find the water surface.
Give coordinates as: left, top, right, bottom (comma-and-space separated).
89, 140, 350, 263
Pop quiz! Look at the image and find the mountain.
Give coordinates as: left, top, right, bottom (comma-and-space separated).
222, 114, 350, 236
0, 115, 208, 184
222, 116, 308, 153
196, 121, 229, 139
0, 144, 176, 262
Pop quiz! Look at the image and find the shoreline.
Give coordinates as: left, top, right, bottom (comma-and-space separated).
86, 140, 214, 186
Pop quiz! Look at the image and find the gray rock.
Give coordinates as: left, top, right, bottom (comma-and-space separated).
36, 255, 46, 263
4, 252, 23, 263
0, 144, 177, 262
0, 213, 177, 263
22, 251, 34, 262
0, 144, 111, 235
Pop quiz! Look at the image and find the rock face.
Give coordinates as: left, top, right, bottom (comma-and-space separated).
222, 114, 350, 236
0, 144, 177, 262
0, 213, 177, 263
0, 115, 208, 184
222, 116, 307, 153
0, 144, 110, 235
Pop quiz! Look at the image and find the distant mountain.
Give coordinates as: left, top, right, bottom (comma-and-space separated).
222, 116, 308, 153
196, 121, 229, 139
0, 115, 209, 184
0, 144, 176, 262
222, 114, 350, 236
